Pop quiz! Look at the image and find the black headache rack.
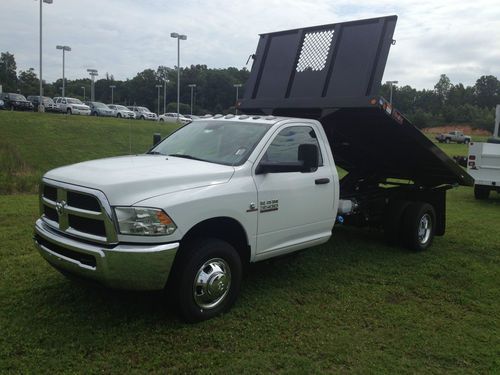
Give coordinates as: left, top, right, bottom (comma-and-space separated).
239, 15, 473, 188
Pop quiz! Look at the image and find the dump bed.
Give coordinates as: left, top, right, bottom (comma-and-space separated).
239, 15, 473, 187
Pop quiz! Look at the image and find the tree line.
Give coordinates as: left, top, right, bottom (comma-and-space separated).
1, 51, 499, 131
380, 74, 499, 131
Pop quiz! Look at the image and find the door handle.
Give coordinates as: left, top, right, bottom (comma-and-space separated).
315, 178, 330, 185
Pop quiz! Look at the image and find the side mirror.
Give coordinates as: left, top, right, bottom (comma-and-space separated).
256, 143, 319, 174
298, 143, 319, 172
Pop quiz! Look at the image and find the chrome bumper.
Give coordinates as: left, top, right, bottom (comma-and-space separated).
34, 219, 179, 290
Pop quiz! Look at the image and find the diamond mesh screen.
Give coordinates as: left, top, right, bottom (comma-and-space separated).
296, 30, 334, 72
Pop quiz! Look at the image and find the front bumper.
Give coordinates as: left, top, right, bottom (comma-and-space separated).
72, 108, 91, 115
34, 219, 179, 290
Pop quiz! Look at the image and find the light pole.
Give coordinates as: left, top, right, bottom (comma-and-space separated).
39, 0, 53, 112
188, 84, 196, 115
56, 45, 71, 97
386, 80, 398, 105
87, 69, 98, 101
170, 32, 187, 119
233, 83, 242, 115
81, 86, 85, 101
163, 79, 169, 114
155, 84, 162, 115
109, 85, 116, 104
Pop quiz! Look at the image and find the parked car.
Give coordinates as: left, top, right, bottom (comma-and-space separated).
54, 97, 91, 115
27, 96, 58, 112
107, 104, 136, 119
85, 102, 114, 117
435, 130, 471, 144
158, 112, 191, 124
127, 106, 157, 121
0, 99, 4, 110
0, 93, 34, 111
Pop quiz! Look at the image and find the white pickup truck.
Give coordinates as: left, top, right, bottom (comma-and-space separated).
468, 105, 500, 199
33, 16, 473, 322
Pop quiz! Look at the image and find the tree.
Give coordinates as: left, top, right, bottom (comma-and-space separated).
474, 75, 500, 108
434, 74, 452, 104
18, 68, 39, 95
0, 52, 17, 92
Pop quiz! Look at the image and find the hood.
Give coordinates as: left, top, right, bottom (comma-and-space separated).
44, 155, 235, 205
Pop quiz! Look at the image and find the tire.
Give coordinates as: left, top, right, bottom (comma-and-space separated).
93, 111, 98, 117
160, 118, 164, 122
401, 202, 436, 251
66, 108, 72, 115
171, 238, 242, 323
117, 113, 122, 118
383, 200, 411, 245
474, 185, 490, 200
140, 115, 145, 120
464, 139, 470, 145
445, 138, 450, 144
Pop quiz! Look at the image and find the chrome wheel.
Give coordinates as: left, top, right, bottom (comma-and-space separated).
193, 258, 231, 310
418, 213, 432, 245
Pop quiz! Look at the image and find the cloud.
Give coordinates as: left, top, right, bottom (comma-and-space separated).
0, 0, 499, 89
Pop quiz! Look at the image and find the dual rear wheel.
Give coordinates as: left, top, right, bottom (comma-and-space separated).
384, 201, 436, 251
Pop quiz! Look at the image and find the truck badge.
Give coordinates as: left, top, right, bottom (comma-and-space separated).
260, 200, 279, 213
55, 200, 67, 215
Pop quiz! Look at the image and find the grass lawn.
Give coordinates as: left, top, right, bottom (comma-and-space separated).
0, 111, 178, 194
0, 112, 499, 373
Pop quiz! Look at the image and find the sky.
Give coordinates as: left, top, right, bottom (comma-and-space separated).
1, 0, 499, 90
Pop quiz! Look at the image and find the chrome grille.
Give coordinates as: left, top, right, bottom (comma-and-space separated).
40, 180, 117, 244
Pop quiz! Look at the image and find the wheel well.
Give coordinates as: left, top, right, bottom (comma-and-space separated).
181, 217, 251, 264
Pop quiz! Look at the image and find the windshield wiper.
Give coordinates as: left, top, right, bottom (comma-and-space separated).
146, 151, 165, 155
168, 153, 207, 162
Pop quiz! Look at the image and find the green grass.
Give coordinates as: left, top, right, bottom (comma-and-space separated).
0, 111, 178, 194
1, 112, 499, 373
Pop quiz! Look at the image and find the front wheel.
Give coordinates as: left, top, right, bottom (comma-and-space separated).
117, 113, 122, 118
464, 139, 470, 145
66, 108, 72, 115
402, 202, 436, 251
173, 238, 242, 323
445, 138, 450, 144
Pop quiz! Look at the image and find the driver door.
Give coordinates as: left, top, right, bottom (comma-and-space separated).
253, 123, 335, 257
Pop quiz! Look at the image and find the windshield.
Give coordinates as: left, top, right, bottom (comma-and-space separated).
138, 107, 150, 112
10, 94, 26, 101
150, 120, 272, 166
116, 105, 128, 110
67, 98, 83, 104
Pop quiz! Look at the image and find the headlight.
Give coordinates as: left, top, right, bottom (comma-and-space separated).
114, 207, 177, 236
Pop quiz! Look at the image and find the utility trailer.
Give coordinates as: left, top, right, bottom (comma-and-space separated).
468, 105, 500, 199
239, 15, 474, 246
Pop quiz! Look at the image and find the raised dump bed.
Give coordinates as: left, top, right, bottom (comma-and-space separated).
239, 15, 473, 189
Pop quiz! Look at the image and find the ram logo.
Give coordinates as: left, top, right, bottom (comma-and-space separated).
55, 200, 67, 215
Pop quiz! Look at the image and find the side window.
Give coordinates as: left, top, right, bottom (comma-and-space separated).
263, 126, 323, 165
